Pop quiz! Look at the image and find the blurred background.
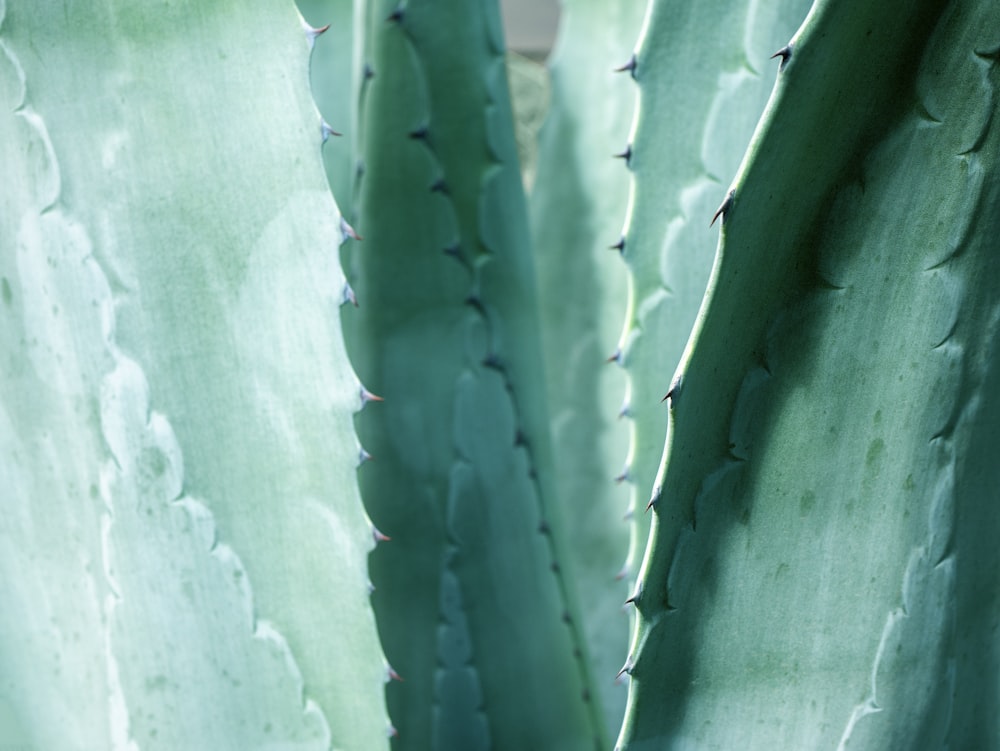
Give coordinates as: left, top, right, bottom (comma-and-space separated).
500, 0, 560, 59
499, 0, 561, 187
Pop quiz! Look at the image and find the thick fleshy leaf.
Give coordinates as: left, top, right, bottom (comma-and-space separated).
0, 2, 389, 749
297, 0, 359, 212
621, 0, 1000, 747
345, 1, 605, 748
614, 0, 812, 588
528, 0, 646, 731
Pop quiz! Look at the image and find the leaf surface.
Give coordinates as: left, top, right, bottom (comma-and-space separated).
621, 0, 1000, 747
0, 3, 389, 748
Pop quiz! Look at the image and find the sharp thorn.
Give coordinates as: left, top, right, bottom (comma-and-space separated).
372, 526, 391, 543
302, 21, 330, 48
614, 144, 633, 165
321, 121, 342, 142
614, 53, 638, 78
340, 216, 362, 241
625, 582, 641, 606
711, 189, 734, 227
646, 485, 661, 512
771, 44, 792, 70
616, 658, 634, 681
663, 374, 683, 403
610, 235, 626, 253
360, 386, 384, 405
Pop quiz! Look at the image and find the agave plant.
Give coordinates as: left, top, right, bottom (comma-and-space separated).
1, 2, 388, 748
619, 0, 1000, 747
4, 0, 999, 749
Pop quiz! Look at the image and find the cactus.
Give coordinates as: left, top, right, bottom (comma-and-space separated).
1, 2, 388, 748
619, 0, 1000, 747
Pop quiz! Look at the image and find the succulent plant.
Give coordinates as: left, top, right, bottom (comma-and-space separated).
1, 2, 387, 748
339, 1, 603, 748
527, 0, 644, 732
619, 0, 1000, 747
5, 0, 999, 748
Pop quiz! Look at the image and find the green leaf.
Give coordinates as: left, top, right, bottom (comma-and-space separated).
615, 0, 812, 587
345, 1, 605, 747
621, 0, 1000, 746
528, 0, 646, 732
528, 0, 812, 732
0, 2, 389, 748
297, 0, 359, 211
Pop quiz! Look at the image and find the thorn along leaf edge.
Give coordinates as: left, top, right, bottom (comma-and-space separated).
710, 189, 735, 227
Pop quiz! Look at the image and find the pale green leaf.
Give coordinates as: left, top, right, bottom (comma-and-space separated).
0, 2, 389, 749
